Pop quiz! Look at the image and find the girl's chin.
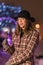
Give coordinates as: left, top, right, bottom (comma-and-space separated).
21, 27, 25, 30
20, 26, 25, 28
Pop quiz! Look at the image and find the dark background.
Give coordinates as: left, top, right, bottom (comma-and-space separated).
0, 0, 43, 56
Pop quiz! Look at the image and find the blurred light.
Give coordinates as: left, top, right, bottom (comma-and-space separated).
0, 22, 2, 25
9, 20, 11, 23
5, 20, 8, 23
2, 27, 10, 33
14, 10, 17, 13
11, 7, 15, 10
0, 3, 21, 31
2, 17, 5, 20
18, 9, 21, 12
3, 5, 6, 8
2, 3, 4, 5
12, 28, 15, 33
35, 24, 40, 29
6, 12, 9, 15
1, 23, 5, 27
0, 9, 2, 12
7, 38, 12, 46
3, 5, 6, 11
35, 24, 40, 32
0, 18, 2, 20
0, 5, 2, 8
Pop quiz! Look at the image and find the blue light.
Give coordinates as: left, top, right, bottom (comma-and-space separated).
0, 5, 2, 8
2, 3, 4, 5
2, 17, 5, 20
3, 6, 6, 11
5, 20, 8, 23
9, 20, 11, 23
6, 12, 9, 15
0, 9, 2, 12
3, 5, 6, 8
1, 23, 5, 27
0, 2, 22, 31
14, 10, 17, 13
0, 22, 2, 25
18, 9, 21, 12
12, 7, 15, 10
0, 3, 22, 17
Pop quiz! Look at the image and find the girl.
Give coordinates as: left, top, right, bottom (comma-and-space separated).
3, 10, 39, 65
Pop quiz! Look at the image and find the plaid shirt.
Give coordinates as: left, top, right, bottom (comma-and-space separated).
5, 29, 39, 65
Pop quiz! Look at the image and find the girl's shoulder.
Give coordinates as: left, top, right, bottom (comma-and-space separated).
29, 28, 39, 37
33, 28, 39, 34
31, 28, 39, 33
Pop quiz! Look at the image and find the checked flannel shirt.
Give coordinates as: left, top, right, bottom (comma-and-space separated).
2, 29, 39, 65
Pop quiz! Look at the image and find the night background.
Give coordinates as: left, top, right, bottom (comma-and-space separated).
0, 0, 43, 65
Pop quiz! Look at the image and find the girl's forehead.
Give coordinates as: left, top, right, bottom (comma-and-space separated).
17, 17, 26, 20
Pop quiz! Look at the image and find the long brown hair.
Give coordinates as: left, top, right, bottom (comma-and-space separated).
15, 19, 32, 36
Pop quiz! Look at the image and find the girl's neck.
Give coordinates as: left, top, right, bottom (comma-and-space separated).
22, 29, 29, 34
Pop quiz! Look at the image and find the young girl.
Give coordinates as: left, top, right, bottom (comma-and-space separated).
3, 10, 39, 65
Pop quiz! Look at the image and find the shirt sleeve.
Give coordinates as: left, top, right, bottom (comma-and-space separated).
2, 39, 9, 51
6, 30, 39, 65
2, 38, 15, 55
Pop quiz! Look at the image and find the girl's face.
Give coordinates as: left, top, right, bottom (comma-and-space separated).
17, 17, 27, 30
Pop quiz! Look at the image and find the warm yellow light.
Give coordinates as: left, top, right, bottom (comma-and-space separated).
35, 24, 40, 29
